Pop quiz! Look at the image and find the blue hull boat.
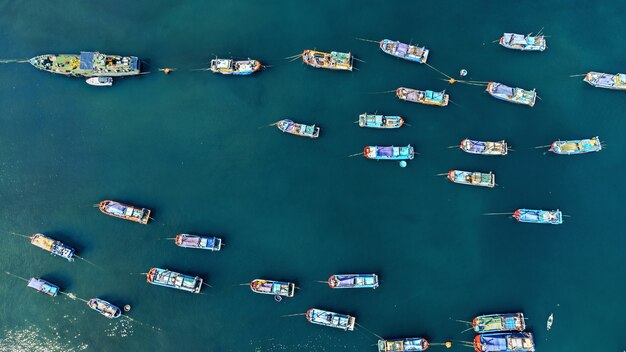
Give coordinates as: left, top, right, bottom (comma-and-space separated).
328, 274, 379, 289
473, 313, 525, 333
147, 268, 203, 293
378, 337, 429, 351
27, 278, 59, 297
474, 332, 535, 352
379, 39, 429, 63
549, 136, 602, 155
364, 145, 414, 160
306, 308, 355, 331
29, 233, 75, 261
175, 234, 222, 251
514, 209, 562, 225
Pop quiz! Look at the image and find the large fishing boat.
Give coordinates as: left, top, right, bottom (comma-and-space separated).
396, 88, 449, 107
549, 136, 602, 155
302, 50, 353, 71
29, 52, 140, 77
29, 233, 75, 261
328, 274, 379, 289
306, 308, 355, 331
250, 279, 295, 297
473, 332, 535, 352
379, 39, 429, 64
27, 278, 59, 297
513, 209, 562, 225
276, 119, 320, 138
364, 145, 414, 160
499, 33, 546, 51
486, 82, 536, 107
378, 338, 429, 352
460, 139, 508, 156
87, 298, 122, 319
99, 200, 151, 224
583, 72, 626, 90
447, 170, 495, 188
473, 313, 526, 333
175, 234, 222, 251
210, 58, 261, 75
359, 113, 404, 129
146, 268, 203, 294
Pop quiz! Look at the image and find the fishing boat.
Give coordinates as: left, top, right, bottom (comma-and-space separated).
546, 313, 553, 331
210, 58, 261, 75
513, 209, 562, 225
30, 52, 140, 77
276, 119, 320, 138
87, 298, 122, 319
364, 145, 414, 160
29, 233, 75, 261
379, 39, 429, 64
486, 82, 536, 107
583, 72, 626, 90
549, 136, 602, 155
396, 87, 449, 107
146, 268, 203, 293
302, 50, 353, 71
175, 234, 222, 251
249, 279, 295, 297
306, 308, 355, 331
328, 274, 379, 289
499, 33, 546, 51
447, 170, 495, 188
460, 139, 508, 156
99, 200, 151, 224
85, 77, 113, 86
473, 332, 535, 352
27, 278, 59, 297
473, 313, 526, 333
378, 338, 429, 352
358, 113, 404, 129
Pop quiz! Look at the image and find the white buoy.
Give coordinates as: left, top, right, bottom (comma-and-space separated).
460, 69, 468, 77
400, 161, 407, 168
124, 305, 131, 312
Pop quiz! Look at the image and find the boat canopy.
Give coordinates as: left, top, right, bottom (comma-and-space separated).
79, 52, 95, 70
504, 33, 528, 45
27, 278, 48, 291
105, 202, 127, 216
426, 90, 445, 102
396, 42, 409, 55
493, 84, 514, 96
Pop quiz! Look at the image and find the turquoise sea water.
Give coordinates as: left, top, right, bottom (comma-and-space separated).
0, 1, 625, 351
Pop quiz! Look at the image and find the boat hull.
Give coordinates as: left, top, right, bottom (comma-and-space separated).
30, 53, 140, 77
472, 313, 526, 333
27, 278, 59, 297
474, 332, 535, 352
499, 33, 546, 51
486, 82, 536, 107
447, 170, 495, 188
396, 87, 449, 106
513, 209, 562, 225
328, 274, 379, 289
364, 145, 414, 160
302, 50, 353, 71
175, 234, 222, 251
379, 39, 429, 64
87, 298, 121, 319
583, 72, 626, 90
99, 200, 151, 224
549, 136, 602, 154
210, 59, 261, 75
378, 338, 429, 352
250, 279, 295, 297
146, 268, 203, 293
29, 233, 75, 261
460, 139, 507, 156
358, 114, 404, 128
306, 308, 355, 331
276, 119, 320, 138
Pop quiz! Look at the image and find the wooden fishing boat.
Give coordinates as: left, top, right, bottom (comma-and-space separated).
583, 72, 626, 90
546, 313, 553, 331
474, 332, 535, 352
359, 113, 404, 129
85, 77, 113, 86
30, 52, 140, 77
306, 308, 355, 331
210, 58, 261, 75
87, 298, 121, 319
447, 170, 495, 188
513, 209, 562, 225
499, 33, 546, 51
328, 274, 379, 289
175, 234, 222, 251
379, 39, 429, 64
396, 87, 449, 107
378, 338, 429, 352
486, 82, 536, 107
473, 313, 526, 333
29, 233, 75, 261
27, 278, 59, 297
460, 139, 508, 156
146, 268, 203, 294
302, 50, 353, 71
364, 145, 414, 160
99, 200, 151, 224
250, 279, 295, 297
549, 136, 602, 155
276, 119, 320, 138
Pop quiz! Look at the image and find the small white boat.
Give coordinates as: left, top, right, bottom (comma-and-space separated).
86, 77, 113, 86
547, 313, 553, 330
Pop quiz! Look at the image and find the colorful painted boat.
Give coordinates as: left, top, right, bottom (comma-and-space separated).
27, 278, 59, 297
210, 58, 261, 75
460, 139, 508, 156
396, 88, 449, 107
146, 268, 203, 294
306, 308, 355, 331
546, 313, 553, 331
499, 33, 546, 51
364, 145, 414, 160
175, 234, 222, 251
378, 338, 429, 351
549, 136, 602, 155
473, 332, 535, 352
30, 52, 140, 77
250, 279, 295, 297
486, 82, 536, 107
447, 170, 495, 188
473, 313, 526, 333
359, 113, 404, 129
99, 200, 151, 224
513, 209, 562, 225
583, 72, 626, 90
379, 39, 429, 64
87, 298, 122, 319
302, 50, 353, 71
86, 77, 113, 86
276, 119, 320, 138
328, 274, 379, 289
29, 233, 75, 261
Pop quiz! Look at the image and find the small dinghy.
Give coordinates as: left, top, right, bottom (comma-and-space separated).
378, 337, 429, 352
396, 87, 449, 107
549, 136, 602, 155
328, 274, 379, 289
276, 119, 320, 138
210, 58, 261, 75
379, 39, 429, 64
175, 234, 222, 251
29, 233, 75, 261
486, 82, 536, 107
250, 279, 295, 297
27, 278, 59, 297
359, 113, 404, 128
447, 170, 495, 188
583, 72, 626, 90
86, 77, 113, 86
99, 200, 151, 224
513, 209, 562, 225
364, 145, 414, 160
473, 313, 526, 333
547, 313, 554, 330
306, 308, 355, 331
87, 298, 121, 319
473, 332, 535, 352
460, 139, 508, 156
499, 33, 546, 51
